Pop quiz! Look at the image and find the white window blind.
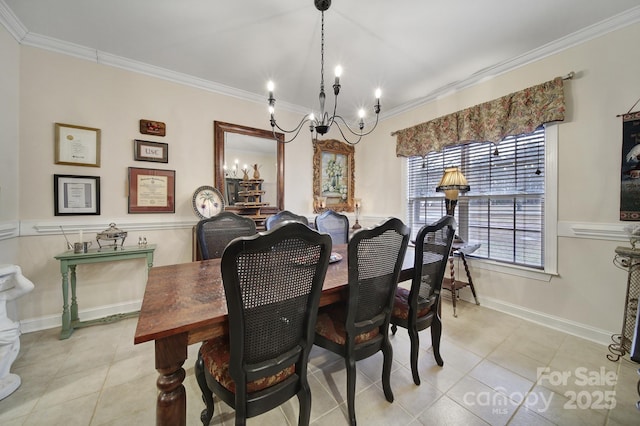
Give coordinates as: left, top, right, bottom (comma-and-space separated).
407, 127, 545, 269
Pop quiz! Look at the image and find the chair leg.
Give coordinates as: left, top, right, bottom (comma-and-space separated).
381, 338, 394, 403
345, 356, 357, 426
431, 316, 444, 367
408, 327, 421, 385
195, 353, 215, 426
297, 377, 312, 426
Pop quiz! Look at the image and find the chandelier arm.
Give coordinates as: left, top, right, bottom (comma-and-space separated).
270, 115, 311, 143
332, 113, 380, 137
332, 120, 363, 145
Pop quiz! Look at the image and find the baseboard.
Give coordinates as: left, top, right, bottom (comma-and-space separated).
460, 294, 613, 346
19, 300, 142, 334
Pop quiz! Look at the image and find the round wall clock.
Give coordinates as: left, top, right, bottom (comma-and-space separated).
192, 186, 225, 219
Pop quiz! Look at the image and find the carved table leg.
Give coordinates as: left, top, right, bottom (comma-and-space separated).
448, 255, 458, 317
70, 265, 79, 322
155, 333, 188, 426
60, 267, 72, 339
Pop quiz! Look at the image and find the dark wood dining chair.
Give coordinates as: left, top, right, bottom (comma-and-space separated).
195, 222, 332, 426
265, 210, 310, 230
314, 217, 410, 426
314, 209, 350, 244
390, 215, 456, 385
195, 211, 257, 260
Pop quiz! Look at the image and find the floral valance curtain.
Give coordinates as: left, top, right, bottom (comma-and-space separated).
393, 77, 566, 157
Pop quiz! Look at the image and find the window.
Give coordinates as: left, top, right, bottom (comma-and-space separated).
407, 126, 547, 269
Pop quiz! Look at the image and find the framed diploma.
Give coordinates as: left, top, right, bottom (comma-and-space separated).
128, 167, 175, 213
54, 123, 101, 167
54, 174, 101, 216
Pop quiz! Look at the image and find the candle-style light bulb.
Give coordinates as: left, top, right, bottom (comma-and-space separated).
375, 88, 381, 99
334, 65, 342, 84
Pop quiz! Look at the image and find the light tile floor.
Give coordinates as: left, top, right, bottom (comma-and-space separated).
1, 298, 639, 425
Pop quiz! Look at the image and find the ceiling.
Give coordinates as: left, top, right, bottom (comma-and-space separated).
3, 0, 640, 122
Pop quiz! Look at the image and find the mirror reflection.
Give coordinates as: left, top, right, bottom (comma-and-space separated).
214, 121, 284, 211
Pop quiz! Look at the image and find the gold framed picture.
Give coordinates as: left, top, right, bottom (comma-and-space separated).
54, 123, 101, 167
313, 139, 354, 213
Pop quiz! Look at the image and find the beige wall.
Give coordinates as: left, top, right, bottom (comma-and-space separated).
0, 23, 20, 263
358, 22, 640, 339
3, 21, 640, 343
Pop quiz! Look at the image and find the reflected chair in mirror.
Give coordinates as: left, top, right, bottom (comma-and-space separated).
196, 211, 257, 260
265, 210, 310, 230
195, 222, 332, 426
314, 210, 350, 244
391, 215, 456, 385
314, 217, 410, 425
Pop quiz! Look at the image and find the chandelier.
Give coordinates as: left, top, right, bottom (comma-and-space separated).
267, 0, 381, 145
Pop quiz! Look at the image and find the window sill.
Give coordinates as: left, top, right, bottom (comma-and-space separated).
466, 256, 556, 282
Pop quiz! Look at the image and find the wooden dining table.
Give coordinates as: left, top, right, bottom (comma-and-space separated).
134, 244, 415, 426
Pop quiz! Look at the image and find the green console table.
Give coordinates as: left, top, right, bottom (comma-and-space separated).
54, 244, 156, 339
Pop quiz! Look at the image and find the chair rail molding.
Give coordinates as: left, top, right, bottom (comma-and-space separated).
19, 217, 198, 236
0, 221, 19, 241
557, 221, 631, 241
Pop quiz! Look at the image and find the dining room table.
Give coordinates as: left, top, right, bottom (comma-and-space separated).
134, 243, 415, 426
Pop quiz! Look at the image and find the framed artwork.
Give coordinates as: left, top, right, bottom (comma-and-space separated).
134, 139, 169, 163
313, 139, 354, 213
139, 119, 166, 136
620, 111, 640, 220
54, 123, 101, 167
54, 174, 100, 216
128, 167, 175, 213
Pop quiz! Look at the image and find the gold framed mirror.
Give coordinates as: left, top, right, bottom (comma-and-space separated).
313, 139, 354, 213
214, 121, 284, 211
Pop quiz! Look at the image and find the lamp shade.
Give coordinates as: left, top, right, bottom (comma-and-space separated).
436, 167, 470, 200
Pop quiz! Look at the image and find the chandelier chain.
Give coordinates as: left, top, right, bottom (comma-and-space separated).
320, 10, 325, 94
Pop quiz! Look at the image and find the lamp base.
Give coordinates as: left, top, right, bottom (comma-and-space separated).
352, 220, 361, 230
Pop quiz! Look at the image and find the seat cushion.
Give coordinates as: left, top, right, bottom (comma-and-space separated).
315, 303, 380, 345
392, 287, 431, 320
199, 335, 294, 394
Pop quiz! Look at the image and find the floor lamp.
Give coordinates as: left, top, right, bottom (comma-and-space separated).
436, 166, 470, 242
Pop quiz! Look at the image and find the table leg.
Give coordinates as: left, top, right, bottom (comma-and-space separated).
155, 333, 188, 426
60, 267, 72, 339
459, 253, 480, 305
448, 255, 458, 317
70, 265, 79, 322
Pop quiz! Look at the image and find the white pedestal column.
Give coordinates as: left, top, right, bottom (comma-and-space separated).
0, 265, 35, 400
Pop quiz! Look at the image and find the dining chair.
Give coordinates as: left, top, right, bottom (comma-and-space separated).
195, 222, 332, 426
265, 210, 310, 230
195, 211, 257, 260
314, 217, 410, 426
314, 209, 350, 244
390, 215, 456, 385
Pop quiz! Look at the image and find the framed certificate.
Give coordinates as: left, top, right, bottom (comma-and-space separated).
128, 167, 175, 213
55, 123, 101, 167
54, 174, 101, 215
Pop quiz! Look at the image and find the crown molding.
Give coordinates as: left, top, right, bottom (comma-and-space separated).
383, 5, 640, 119
2, 1, 639, 118
0, 0, 26, 41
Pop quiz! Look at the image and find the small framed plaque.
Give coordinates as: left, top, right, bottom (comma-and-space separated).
134, 139, 169, 163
